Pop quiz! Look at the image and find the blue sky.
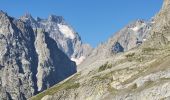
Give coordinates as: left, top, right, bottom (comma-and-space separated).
0, 0, 163, 47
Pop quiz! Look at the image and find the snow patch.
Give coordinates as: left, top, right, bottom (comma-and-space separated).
71, 56, 86, 65
58, 24, 75, 39
143, 39, 147, 41
130, 23, 146, 32
131, 26, 140, 32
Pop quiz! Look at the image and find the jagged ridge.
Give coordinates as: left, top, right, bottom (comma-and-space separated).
0, 10, 77, 100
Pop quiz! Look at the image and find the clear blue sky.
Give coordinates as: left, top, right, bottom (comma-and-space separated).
0, 0, 163, 47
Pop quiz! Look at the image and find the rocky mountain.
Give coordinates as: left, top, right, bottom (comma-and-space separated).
31, 0, 170, 100
79, 19, 152, 71
0, 11, 76, 100
20, 14, 93, 65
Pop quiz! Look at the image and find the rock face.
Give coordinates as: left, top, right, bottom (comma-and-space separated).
152, 0, 170, 34
20, 14, 93, 65
35, 29, 76, 92
31, 0, 170, 100
112, 42, 124, 53
113, 19, 152, 51
0, 11, 76, 100
0, 11, 38, 100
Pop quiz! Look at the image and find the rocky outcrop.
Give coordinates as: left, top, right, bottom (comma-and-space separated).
0, 11, 77, 100
139, 0, 170, 49
35, 28, 76, 92
112, 42, 124, 53
79, 19, 152, 71
152, 0, 170, 34
0, 11, 38, 99
20, 14, 93, 65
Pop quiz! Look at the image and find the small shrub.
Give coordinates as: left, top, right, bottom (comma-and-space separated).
98, 62, 112, 72
142, 48, 157, 52
131, 83, 137, 89
108, 85, 117, 94
66, 83, 80, 90
125, 53, 135, 58
125, 53, 135, 62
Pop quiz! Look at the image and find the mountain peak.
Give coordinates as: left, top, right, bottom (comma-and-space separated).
0, 10, 7, 16
48, 15, 64, 23
127, 19, 146, 28
0, 10, 10, 20
20, 13, 38, 28
24, 13, 32, 18
20, 13, 34, 21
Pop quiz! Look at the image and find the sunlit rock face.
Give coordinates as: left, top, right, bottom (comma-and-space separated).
156, 0, 170, 40
152, 0, 170, 34
79, 19, 152, 71
143, 0, 170, 47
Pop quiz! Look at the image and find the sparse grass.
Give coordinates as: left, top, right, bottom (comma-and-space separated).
98, 62, 112, 72
125, 53, 135, 58
125, 53, 135, 62
125, 52, 145, 62
91, 75, 117, 95
66, 83, 80, 90
135, 56, 144, 62
142, 47, 157, 53
143, 80, 154, 87
30, 74, 80, 100
92, 73, 113, 81
121, 55, 170, 87
128, 83, 138, 90
107, 84, 118, 95
132, 83, 138, 89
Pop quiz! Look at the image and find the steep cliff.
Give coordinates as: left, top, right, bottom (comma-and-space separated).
0, 11, 76, 100
20, 14, 93, 65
